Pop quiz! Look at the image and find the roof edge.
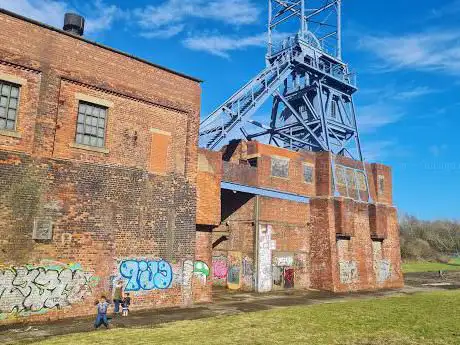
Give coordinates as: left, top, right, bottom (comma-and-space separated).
0, 8, 203, 83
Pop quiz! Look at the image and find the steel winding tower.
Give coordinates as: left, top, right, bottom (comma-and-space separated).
199, 0, 371, 200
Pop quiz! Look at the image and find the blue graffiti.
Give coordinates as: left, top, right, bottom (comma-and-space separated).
119, 260, 172, 291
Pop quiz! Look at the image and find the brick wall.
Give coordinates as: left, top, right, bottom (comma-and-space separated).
0, 11, 202, 324
196, 149, 222, 226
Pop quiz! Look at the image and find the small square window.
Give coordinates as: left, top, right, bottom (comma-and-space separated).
303, 164, 314, 183
0, 81, 20, 132
335, 165, 346, 186
271, 157, 289, 178
378, 175, 385, 193
75, 101, 108, 148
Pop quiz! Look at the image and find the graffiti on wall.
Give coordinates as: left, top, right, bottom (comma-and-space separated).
119, 259, 173, 291
242, 256, 254, 290
0, 261, 98, 317
117, 259, 210, 293
375, 260, 391, 282
212, 255, 227, 286
339, 261, 358, 284
258, 224, 273, 292
284, 268, 295, 288
193, 261, 210, 285
273, 253, 294, 267
227, 251, 242, 290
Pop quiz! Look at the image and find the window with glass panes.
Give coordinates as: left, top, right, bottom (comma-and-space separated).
0, 82, 20, 131
75, 101, 107, 148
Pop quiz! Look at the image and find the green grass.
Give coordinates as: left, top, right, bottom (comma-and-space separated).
35, 290, 460, 345
403, 257, 460, 273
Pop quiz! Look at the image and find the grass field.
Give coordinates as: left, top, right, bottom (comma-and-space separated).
35, 290, 460, 345
402, 257, 460, 273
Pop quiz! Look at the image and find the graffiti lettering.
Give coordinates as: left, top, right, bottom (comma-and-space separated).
193, 261, 209, 285
0, 262, 97, 316
212, 255, 227, 282
376, 260, 391, 282
119, 259, 172, 291
339, 261, 358, 284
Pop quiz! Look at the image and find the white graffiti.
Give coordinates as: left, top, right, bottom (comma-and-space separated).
257, 224, 273, 292
339, 261, 358, 284
273, 254, 294, 267
0, 264, 96, 315
375, 260, 391, 282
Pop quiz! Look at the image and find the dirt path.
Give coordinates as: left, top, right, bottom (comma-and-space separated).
1, 273, 458, 345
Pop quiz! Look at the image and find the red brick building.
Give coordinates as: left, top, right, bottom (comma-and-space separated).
197, 141, 403, 294
0, 9, 402, 325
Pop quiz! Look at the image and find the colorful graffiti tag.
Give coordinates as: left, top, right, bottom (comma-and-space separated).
227, 251, 242, 290
212, 255, 227, 286
193, 261, 210, 285
0, 261, 98, 316
119, 259, 173, 291
117, 259, 210, 293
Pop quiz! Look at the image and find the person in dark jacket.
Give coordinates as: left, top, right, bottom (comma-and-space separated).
113, 280, 124, 314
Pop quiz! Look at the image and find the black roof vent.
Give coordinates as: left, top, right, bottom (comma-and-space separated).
63, 13, 85, 36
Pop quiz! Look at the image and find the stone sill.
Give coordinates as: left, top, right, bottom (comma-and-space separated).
69, 142, 110, 154
0, 129, 21, 139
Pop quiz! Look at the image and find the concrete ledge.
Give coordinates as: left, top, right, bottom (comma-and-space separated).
150, 128, 171, 136
69, 142, 109, 154
0, 72, 26, 85
0, 129, 21, 138
75, 93, 113, 108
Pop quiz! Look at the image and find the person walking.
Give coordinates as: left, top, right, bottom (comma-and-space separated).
113, 280, 124, 315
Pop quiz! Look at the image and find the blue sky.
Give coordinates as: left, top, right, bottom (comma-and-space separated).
1, 0, 460, 220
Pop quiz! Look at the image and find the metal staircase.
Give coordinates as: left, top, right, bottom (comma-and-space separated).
199, 0, 372, 202
200, 55, 293, 149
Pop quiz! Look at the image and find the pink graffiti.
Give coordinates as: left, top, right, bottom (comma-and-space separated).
212, 260, 227, 279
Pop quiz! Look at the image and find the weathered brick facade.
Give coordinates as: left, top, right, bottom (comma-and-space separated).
0, 9, 402, 326
205, 140, 403, 293
0, 10, 205, 325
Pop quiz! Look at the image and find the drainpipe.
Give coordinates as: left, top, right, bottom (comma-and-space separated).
254, 195, 260, 292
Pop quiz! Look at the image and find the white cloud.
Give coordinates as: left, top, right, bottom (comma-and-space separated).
359, 30, 460, 74
362, 140, 397, 162
183, 32, 266, 58
393, 86, 439, 100
140, 25, 186, 39
0, 0, 123, 36
183, 31, 293, 58
0, 0, 68, 28
135, 0, 261, 39
357, 103, 404, 133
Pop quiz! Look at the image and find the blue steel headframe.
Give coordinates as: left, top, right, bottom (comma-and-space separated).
199, 0, 371, 201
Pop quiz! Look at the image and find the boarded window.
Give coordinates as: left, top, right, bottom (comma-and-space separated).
303, 164, 313, 183
75, 101, 107, 148
32, 219, 53, 240
378, 175, 385, 193
356, 172, 367, 191
0, 81, 20, 131
149, 129, 171, 174
271, 157, 289, 178
335, 165, 346, 185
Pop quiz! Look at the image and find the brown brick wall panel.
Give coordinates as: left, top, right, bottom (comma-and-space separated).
196, 149, 222, 225
0, 12, 200, 183
0, 153, 197, 324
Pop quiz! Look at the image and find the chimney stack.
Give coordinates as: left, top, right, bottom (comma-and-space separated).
63, 13, 85, 36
